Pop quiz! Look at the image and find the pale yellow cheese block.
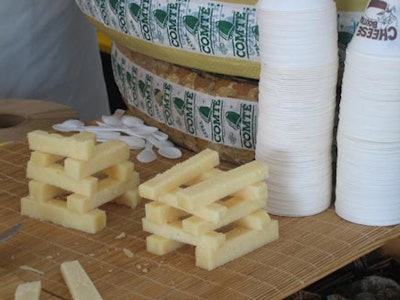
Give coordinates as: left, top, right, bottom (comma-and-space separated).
146, 234, 185, 256
158, 192, 227, 224
195, 219, 279, 271
64, 140, 130, 180
145, 201, 188, 225
182, 183, 268, 235
103, 161, 135, 181
27, 161, 98, 197
30, 151, 63, 166
60, 260, 103, 300
142, 209, 269, 249
67, 173, 139, 213
27, 130, 96, 160
28, 180, 66, 202
177, 160, 268, 210
14, 281, 41, 300
21, 196, 106, 234
148, 182, 267, 235
139, 149, 219, 199
114, 188, 141, 209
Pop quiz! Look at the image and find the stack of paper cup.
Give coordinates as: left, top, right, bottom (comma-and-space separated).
255, 0, 339, 216
335, 0, 400, 226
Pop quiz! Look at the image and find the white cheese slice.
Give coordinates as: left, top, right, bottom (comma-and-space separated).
60, 260, 103, 300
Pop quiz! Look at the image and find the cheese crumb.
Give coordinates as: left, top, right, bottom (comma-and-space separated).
19, 265, 44, 276
115, 232, 127, 239
122, 248, 134, 258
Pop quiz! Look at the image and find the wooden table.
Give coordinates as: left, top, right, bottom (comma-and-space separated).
0, 140, 399, 299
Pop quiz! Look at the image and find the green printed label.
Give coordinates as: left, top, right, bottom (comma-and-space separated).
197, 7, 214, 54
162, 83, 174, 126
144, 74, 154, 117
140, 0, 153, 41
184, 91, 196, 135
111, 44, 258, 150
210, 99, 224, 143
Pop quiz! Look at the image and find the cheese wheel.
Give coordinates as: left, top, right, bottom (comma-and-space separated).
112, 43, 258, 164
75, 0, 260, 79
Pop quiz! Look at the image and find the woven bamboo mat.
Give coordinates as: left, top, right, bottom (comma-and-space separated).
0, 140, 399, 300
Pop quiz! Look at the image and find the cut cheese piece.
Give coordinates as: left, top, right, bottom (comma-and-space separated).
28, 180, 66, 202
114, 188, 141, 208
182, 183, 267, 235
30, 151, 63, 166
66, 174, 139, 213
145, 201, 188, 224
103, 161, 135, 181
177, 160, 268, 210
146, 234, 185, 255
27, 161, 98, 196
195, 219, 279, 271
27, 130, 96, 160
21, 196, 106, 234
158, 192, 227, 223
139, 149, 219, 199
14, 281, 41, 300
64, 140, 130, 179
60, 260, 103, 300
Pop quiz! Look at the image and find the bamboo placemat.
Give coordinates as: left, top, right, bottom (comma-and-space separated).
0, 140, 399, 300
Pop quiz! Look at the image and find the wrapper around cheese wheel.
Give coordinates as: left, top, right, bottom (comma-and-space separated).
112, 43, 257, 164
75, 0, 261, 79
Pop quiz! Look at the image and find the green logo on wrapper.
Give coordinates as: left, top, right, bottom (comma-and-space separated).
217, 20, 234, 40
154, 9, 168, 28
128, 3, 141, 21
183, 15, 199, 35
225, 103, 256, 149
199, 100, 224, 143
199, 106, 211, 123
173, 97, 185, 115
225, 111, 241, 130
108, 0, 119, 14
